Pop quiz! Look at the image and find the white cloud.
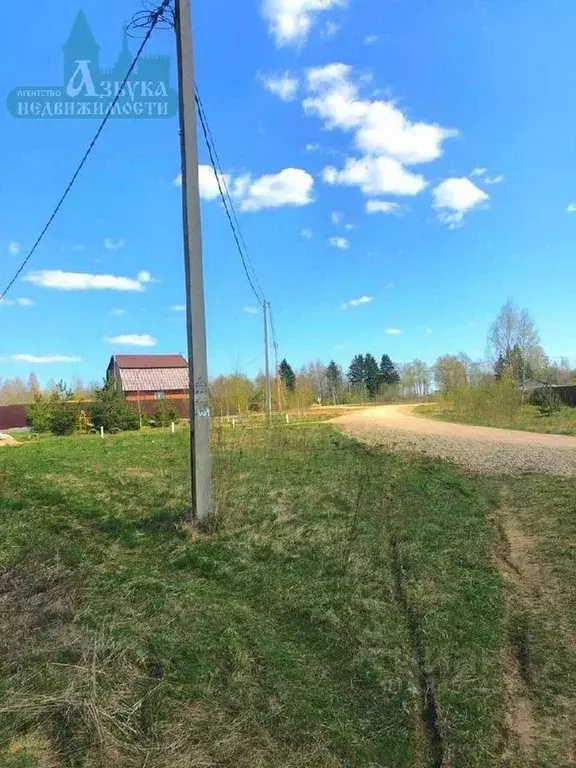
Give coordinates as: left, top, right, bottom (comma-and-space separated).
258, 71, 299, 101
111, 308, 127, 316
173, 165, 230, 201
341, 295, 373, 309
236, 168, 314, 211
176, 165, 314, 212
8, 241, 21, 256
305, 142, 320, 151
323, 20, 340, 37
567, 203, 576, 213
304, 63, 457, 164
171, 304, 186, 312
331, 210, 343, 225
472, 168, 503, 185
243, 306, 260, 315
329, 236, 349, 250
344, 222, 355, 230
104, 237, 125, 251
323, 156, 426, 196
366, 199, 402, 214
105, 334, 157, 347
72, 243, 86, 252
261, 0, 347, 47
301, 228, 313, 239
0, 297, 34, 307
384, 328, 401, 335
24, 270, 153, 292
432, 177, 489, 227
364, 34, 378, 45
11, 354, 81, 364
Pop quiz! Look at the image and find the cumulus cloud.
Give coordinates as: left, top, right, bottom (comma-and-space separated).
235, 168, 314, 211
105, 334, 157, 347
341, 295, 373, 309
331, 211, 343, 225
24, 270, 153, 292
384, 328, 401, 335
323, 156, 426, 196
301, 228, 313, 239
364, 34, 378, 45
471, 167, 503, 185
11, 354, 81, 364
111, 308, 127, 316
176, 165, 315, 212
261, 0, 347, 46
366, 200, 402, 214
304, 63, 457, 164
104, 237, 125, 251
432, 177, 489, 227
329, 236, 349, 250
258, 71, 299, 101
567, 203, 576, 213
8, 241, 20, 256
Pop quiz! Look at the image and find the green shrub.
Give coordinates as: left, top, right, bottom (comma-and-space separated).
26, 394, 54, 433
450, 375, 523, 427
152, 400, 180, 427
533, 387, 563, 417
90, 382, 140, 432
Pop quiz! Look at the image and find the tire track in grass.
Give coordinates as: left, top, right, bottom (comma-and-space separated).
490, 486, 538, 764
379, 490, 445, 768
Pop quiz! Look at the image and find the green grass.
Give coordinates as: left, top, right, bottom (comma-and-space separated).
0, 425, 574, 766
415, 402, 576, 435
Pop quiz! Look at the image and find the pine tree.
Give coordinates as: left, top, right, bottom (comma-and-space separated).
379, 354, 400, 385
347, 354, 366, 390
278, 359, 296, 392
325, 360, 343, 403
364, 353, 382, 398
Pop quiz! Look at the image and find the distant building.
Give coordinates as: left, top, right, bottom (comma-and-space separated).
106, 355, 189, 407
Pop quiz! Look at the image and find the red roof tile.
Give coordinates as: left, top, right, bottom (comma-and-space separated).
114, 354, 188, 370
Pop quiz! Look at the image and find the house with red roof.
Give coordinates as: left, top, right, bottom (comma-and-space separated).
106, 354, 189, 409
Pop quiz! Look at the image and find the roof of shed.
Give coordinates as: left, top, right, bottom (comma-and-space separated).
119, 367, 189, 393
114, 354, 188, 370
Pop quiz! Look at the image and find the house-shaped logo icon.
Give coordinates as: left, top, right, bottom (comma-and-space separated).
7, 9, 177, 119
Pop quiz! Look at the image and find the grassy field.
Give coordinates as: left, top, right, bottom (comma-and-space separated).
415, 402, 576, 435
0, 423, 574, 766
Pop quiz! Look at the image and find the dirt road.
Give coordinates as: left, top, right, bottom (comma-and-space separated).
333, 405, 576, 476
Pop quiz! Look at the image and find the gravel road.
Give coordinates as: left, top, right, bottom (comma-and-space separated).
333, 405, 576, 476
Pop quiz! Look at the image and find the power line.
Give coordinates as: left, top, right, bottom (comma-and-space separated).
194, 88, 266, 307
0, 0, 172, 303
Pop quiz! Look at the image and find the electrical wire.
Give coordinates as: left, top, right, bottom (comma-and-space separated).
0, 0, 172, 303
194, 89, 266, 307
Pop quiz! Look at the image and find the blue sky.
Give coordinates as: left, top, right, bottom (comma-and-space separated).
1, 0, 575, 385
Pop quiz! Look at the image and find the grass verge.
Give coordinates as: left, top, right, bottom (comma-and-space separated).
415, 403, 576, 436
0, 424, 573, 766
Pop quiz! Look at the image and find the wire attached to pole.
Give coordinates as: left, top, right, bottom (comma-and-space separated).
0, 0, 172, 303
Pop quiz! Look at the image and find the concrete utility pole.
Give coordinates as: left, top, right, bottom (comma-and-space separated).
263, 301, 272, 423
175, 0, 212, 521
273, 339, 283, 413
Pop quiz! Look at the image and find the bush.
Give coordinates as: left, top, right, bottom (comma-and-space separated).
152, 400, 180, 427
27, 382, 77, 435
450, 376, 523, 427
533, 387, 563, 417
26, 394, 54, 433
90, 383, 140, 432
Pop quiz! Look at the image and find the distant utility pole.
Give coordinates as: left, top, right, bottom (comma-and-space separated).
263, 301, 272, 423
175, 0, 212, 522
